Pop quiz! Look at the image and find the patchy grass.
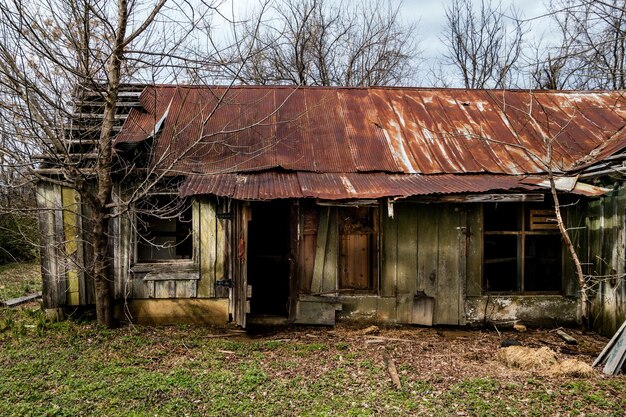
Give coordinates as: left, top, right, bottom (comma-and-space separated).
0, 262, 41, 302
0, 308, 624, 416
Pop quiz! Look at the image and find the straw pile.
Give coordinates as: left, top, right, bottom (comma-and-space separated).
548, 359, 594, 377
498, 346, 594, 377
497, 346, 558, 370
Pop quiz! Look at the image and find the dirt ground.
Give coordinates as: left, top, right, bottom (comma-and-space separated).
243, 322, 614, 382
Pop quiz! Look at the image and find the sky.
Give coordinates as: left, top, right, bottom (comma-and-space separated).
216, 0, 558, 87
219, 0, 556, 56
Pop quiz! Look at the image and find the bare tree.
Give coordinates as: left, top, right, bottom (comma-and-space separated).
542, 0, 626, 90
0, 0, 222, 327
222, 0, 419, 86
442, 0, 526, 89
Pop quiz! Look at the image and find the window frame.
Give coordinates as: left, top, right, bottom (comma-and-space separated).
132, 193, 197, 267
482, 202, 564, 295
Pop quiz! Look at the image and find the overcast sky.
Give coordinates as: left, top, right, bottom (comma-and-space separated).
216, 0, 557, 87
219, 0, 555, 55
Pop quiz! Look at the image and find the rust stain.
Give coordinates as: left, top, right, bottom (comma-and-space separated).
116, 85, 626, 199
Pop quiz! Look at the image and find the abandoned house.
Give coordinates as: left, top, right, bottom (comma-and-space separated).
36, 86, 626, 335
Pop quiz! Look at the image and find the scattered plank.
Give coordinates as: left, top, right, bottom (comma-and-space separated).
556, 330, 578, 345
0, 292, 42, 307
593, 320, 626, 367
603, 331, 626, 375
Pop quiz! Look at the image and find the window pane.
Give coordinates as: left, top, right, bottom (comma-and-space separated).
484, 203, 520, 231
524, 234, 562, 291
137, 196, 192, 262
484, 234, 518, 292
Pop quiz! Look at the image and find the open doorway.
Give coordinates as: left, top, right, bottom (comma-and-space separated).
246, 201, 291, 317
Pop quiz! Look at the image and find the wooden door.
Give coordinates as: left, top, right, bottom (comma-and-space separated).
232, 203, 250, 328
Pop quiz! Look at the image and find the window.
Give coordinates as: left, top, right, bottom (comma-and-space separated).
483, 202, 562, 293
136, 195, 193, 262
338, 206, 379, 290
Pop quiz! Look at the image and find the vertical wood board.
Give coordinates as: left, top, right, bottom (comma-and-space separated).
381, 204, 397, 297
416, 205, 438, 298
311, 207, 330, 293
434, 205, 461, 325
198, 199, 217, 297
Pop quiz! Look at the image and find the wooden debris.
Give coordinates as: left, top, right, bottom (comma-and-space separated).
0, 292, 42, 307
366, 335, 413, 343
203, 333, 239, 339
384, 353, 402, 389
360, 325, 380, 335
556, 329, 578, 345
593, 320, 626, 367
593, 320, 626, 375
513, 323, 527, 332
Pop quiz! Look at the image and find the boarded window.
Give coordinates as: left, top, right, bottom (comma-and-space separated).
483, 202, 562, 293
136, 195, 193, 262
338, 206, 378, 290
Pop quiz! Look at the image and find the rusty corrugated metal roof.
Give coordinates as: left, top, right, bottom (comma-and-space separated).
115, 85, 626, 199
116, 86, 626, 176
180, 172, 550, 200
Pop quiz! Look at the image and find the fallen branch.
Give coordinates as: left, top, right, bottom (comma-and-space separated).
384, 353, 402, 390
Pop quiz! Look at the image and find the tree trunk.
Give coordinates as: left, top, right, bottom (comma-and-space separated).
93, 212, 114, 326
549, 176, 589, 328
91, 0, 128, 327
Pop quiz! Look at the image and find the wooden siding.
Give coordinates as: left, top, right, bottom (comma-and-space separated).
37, 182, 66, 309
585, 191, 626, 337
61, 187, 85, 306
128, 196, 227, 300
299, 202, 477, 325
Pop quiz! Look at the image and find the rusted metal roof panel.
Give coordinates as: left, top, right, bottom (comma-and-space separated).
180, 172, 545, 200
117, 85, 626, 178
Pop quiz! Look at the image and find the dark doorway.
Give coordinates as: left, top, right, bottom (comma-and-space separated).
247, 201, 291, 316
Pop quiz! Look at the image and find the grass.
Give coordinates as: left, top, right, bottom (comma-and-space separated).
0, 308, 625, 417
0, 262, 624, 416
0, 262, 41, 301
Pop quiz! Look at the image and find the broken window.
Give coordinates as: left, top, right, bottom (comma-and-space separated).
483, 202, 562, 293
136, 195, 193, 262
338, 206, 379, 291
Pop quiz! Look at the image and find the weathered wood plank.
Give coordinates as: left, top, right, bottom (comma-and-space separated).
175, 280, 195, 298
396, 204, 418, 295
465, 205, 482, 297
457, 208, 467, 325
435, 205, 461, 325
215, 203, 226, 283
311, 207, 330, 294
381, 203, 397, 297
61, 187, 82, 306
143, 271, 200, 281
198, 199, 217, 297
1, 292, 42, 307
36, 184, 58, 309
322, 208, 338, 293
154, 280, 175, 298
131, 276, 152, 298
416, 205, 438, 298
394, 204, 418, 323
